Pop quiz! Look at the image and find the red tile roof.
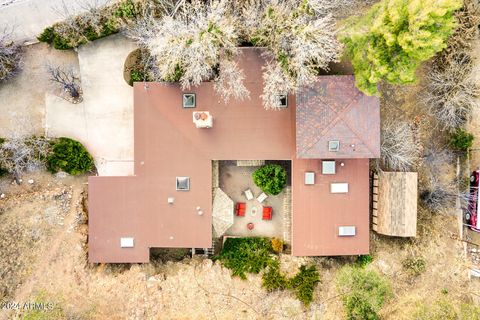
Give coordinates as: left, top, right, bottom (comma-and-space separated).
296, 76, 380, 159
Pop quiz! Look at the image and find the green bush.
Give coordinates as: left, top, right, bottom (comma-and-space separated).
38, 27, 75, 50
288, 265, 321, 306
46, 137, 94, 175
129, 70, 146, 85
449, 129, 474, 151
262, 261, 289, 292
115, 0, 137, 18
357, 255, 373, 267
217, 237, 320, 306
215, 237, 275, 279
37, 27, 55, 43
336, 266, 392, 320
340, 0, 462, 95
52, 34, 75, 50
402, 257, 426, 276
262, 263, 320, 306
36, 0, 136, 50
253, 164, 287, 195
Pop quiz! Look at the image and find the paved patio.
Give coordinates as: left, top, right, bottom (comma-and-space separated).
219, 161, 288, 238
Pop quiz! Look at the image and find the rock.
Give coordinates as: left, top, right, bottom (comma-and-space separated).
55, 172, 69, 179
28, 179, 34, 184
0, 194, 5, 198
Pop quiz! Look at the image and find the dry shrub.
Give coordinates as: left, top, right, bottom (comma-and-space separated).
0, 137, 51, 182
380, 118, 420, 171
424, 0, 480, 129
424, 53, 479, 130
438, 0, 480, 62
420, 175, 469, 214
0, 28, 22, 82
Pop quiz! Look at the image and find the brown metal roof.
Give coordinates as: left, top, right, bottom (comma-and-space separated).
88, 49, 377, 263
296, 76, 380, 159
291, 159, 370, 256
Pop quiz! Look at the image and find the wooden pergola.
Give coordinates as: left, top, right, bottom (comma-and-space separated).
372, 171, 418, 237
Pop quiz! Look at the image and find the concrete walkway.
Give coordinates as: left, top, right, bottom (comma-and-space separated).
46, 34, 137, 176
0, 0, 95, 43
0, 43, 78, 137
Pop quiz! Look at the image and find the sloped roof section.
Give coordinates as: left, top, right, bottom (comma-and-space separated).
372, 171, 417, 237
296, 76, 380, 159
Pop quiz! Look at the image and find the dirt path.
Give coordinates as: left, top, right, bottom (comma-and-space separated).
2, 185, 85, 320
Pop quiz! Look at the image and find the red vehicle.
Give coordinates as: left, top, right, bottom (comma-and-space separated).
467, 170, 480, 232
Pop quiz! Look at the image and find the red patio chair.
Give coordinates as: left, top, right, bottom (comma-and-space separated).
262, 206, 273, 220
235, 203, 246, 216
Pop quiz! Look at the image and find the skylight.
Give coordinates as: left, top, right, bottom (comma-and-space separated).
277, 94, 288, 108
328, 140, 340, 152
183, 93, 196, 108
176, 177, 190, 191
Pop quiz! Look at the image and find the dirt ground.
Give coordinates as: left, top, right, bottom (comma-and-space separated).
0, 165, 477, 320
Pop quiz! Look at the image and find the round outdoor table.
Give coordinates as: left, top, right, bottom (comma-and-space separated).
247, 223, 254, 230
250, 206, 258, 217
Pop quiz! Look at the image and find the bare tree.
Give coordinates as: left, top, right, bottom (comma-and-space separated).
380, 119, 420, 171
0, 27, 22, 82
420, 176, 469, 214
213, 58, 249, 103
130, 0, 243, 93
0, 116, 51, 182
421, 143, 455, 176
424, 52, 479, 130
260, 60, 295, 110
242, 0, 342, 109
46, 63, 82, 103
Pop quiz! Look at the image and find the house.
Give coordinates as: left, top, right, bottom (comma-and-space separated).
88, 48, 380, 263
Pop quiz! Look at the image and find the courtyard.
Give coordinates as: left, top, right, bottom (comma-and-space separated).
218, 160, 291, 239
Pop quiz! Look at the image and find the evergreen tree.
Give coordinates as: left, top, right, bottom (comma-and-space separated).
340, 0, 462, 95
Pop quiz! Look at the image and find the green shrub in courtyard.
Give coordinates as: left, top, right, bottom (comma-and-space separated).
336, 266, 391, 320
214, 237, 275, 279
449, 128, 474, 151
340, 0, 462, 95
253, 164, 287, 195
47, 137, 94, 175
